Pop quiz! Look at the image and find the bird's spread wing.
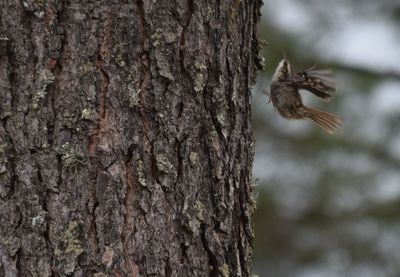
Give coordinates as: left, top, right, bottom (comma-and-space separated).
290, 67, 336, 102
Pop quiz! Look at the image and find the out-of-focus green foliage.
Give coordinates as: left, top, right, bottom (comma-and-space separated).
253, 1, 400, 276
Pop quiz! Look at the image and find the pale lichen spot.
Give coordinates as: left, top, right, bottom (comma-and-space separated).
194, 73, 206, 92
189, 152, 199, 166
79, 62, 94, 75
136, 160, 146, 187
128, 85, 140, 108
55, 221, 84, 257
81, 108, 91, 120
156, 154, 174, 173
164, 32, 177, 44
195, 200, 205, 221
220, 264, 230, 277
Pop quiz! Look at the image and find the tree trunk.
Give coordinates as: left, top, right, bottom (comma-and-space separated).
0, 0, 261, 276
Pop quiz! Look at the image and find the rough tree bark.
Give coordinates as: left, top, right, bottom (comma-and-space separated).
0, 0, 262, 276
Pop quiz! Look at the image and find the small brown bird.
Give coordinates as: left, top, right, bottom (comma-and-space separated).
269, 58, 342, 134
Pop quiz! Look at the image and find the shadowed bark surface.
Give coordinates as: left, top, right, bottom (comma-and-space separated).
0, 0, 262, 276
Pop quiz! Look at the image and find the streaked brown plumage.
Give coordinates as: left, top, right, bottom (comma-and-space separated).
269, 59, 342, 134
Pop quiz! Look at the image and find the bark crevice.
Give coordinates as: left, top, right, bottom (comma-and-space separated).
200, 223, 219, 277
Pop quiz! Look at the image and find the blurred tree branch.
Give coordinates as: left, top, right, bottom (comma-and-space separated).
323, 61, 400, 80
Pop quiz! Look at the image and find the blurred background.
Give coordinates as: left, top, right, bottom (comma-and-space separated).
252, 0, 400, 276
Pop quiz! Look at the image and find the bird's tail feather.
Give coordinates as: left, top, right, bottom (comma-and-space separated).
304, 106, 342, 134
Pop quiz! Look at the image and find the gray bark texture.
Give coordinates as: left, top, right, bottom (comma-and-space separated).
0, 0, 262, 276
